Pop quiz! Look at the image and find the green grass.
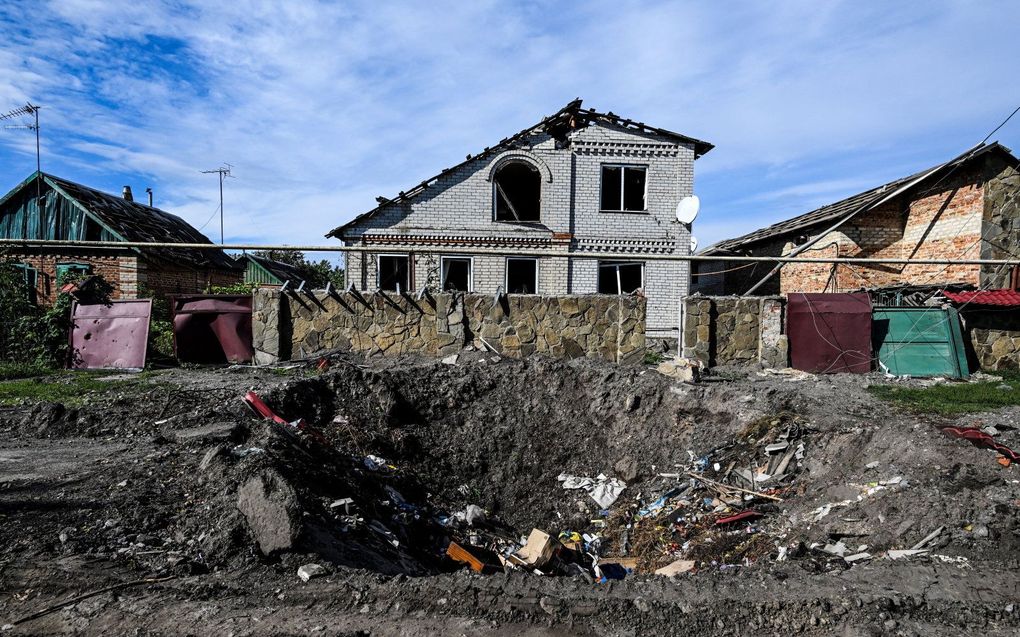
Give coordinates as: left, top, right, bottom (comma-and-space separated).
868, 370, 1020, 415
0, 361, 54, 381
0, 371, 138, 405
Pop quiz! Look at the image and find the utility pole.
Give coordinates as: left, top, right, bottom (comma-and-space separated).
201, 164, 233, 244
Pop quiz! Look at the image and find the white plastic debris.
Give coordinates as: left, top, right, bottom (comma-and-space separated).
297, 563, 328, 582
363, 455, 388, 471
557, 473, 626, 508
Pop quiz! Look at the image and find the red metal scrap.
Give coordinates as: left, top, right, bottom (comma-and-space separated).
942, 426, 1020, 462
243, 391, 329, 446
715, 510, 764, 526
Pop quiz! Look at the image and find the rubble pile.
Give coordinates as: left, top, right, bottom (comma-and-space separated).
3, 356, 1020, 634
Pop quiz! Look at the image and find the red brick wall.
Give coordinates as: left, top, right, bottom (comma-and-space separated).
139, 261, 243, 299
781, 167, 985, 293
7, 251, 242, 305
8, 252, 139, 305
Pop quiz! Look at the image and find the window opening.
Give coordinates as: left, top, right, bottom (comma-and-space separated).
597, 261, 643, 294
600, 165, 647, 211
378, 255, 409, 293
506, 258, 538, 294
56, 262, 92, 284
494, 162, 541, 222
13, 263, 38, 304
441, 257, 472, 292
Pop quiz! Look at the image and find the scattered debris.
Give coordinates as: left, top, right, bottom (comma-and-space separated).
557, 473, 627, 508
297, 563, 328, 582
655, 559, 695, 577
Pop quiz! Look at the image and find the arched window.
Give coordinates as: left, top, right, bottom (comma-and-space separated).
493, 161, 541, 222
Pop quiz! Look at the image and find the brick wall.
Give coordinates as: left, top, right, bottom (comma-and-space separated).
8, 251, 138, 304
252, 288, 646, 364
140, 260, 243, 299
781, 165, 987, 293
340, 120, 697, 339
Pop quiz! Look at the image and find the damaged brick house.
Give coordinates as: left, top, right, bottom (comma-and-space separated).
0, 172, 243, 304
327, 99, 713, 341
694, 142, 1020, 296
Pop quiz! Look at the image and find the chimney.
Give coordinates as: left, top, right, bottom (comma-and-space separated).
145, 187, 153, 206
122, 186, 133, 202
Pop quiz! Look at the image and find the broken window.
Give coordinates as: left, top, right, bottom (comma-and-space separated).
441, 257, 472, 292
494, 161, 541, 222
506, 258, 538, 294
597, 261, 644, 294
14, 263, 38, 304
378, 255, 409, 293
600, 165, 647, 211
56, 262, 92, 284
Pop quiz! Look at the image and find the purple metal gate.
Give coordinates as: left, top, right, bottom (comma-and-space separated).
787, 292, 873, 374
171, 295, 254, 364
70, 300, 152, 370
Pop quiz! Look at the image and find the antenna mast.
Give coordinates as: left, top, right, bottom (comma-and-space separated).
201, 163, 233, 244
2, 103, 42, 234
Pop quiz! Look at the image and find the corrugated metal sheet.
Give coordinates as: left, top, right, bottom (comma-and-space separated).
70, 300, 152, 370
245, 259, 282, 285
873, 307, 969, 378
787, 293, 873, 374
171, 295, 254, 364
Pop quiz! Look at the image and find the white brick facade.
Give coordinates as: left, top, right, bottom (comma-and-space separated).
340, 120, 702, 338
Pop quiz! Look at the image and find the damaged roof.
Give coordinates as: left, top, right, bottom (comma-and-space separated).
326, 99, 714, 240
35, 173, 239, 270
701, 142, 1019, 256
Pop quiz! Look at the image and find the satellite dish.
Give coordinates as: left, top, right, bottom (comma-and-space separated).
676, 195, 700, 224
690, 235, 699, 252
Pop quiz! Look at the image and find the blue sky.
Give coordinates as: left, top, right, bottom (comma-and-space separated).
1, 0, 1018, 255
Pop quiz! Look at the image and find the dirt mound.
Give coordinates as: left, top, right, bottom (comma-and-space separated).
3, 358, 1020, 635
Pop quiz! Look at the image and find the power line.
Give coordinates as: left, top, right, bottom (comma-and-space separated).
981, 104, 1020, 144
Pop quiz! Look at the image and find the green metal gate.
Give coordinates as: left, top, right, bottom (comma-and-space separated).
872, 307, 969, 378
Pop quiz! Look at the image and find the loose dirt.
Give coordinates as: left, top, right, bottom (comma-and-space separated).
1, 355, 1019, 635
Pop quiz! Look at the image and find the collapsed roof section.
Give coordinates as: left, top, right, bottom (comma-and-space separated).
326, 99, 714, 240
0, 172, 241, 270
701, 142, 1020, 256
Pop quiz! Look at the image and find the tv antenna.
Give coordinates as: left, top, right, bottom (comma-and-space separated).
201, 163, 233, 244
1, 103, 42, 205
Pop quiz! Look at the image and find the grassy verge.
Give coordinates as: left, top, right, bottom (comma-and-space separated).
867, 370, 1020, 415
0, 361, 53, 381
0, 370, 139, 405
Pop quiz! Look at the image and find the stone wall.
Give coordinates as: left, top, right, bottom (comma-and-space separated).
963, 309, 1020, 371
252, 288, 646, 364
682, 295, 787, 368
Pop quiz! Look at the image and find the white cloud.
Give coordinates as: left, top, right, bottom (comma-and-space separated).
0, 0, 1017, 253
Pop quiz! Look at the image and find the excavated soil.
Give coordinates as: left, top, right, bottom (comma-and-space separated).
1, 354, 1019, 635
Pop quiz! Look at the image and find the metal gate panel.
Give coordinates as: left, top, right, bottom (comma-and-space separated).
787, 293, 873, 374
872, 307, 969, 378
70, 300, 152, 370
171, 295, 254, 364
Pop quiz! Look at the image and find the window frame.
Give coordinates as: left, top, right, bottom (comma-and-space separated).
56, 262, 92, 284
505, 257, 539, 295
492, 160, 543, 223
440, 256, 474, 293
376, 253, 410, 293
13, 263, 38, 304
599, 163, 649, 213
597, 260, 645, 295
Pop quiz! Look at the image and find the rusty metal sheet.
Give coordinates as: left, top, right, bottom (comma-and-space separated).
70, 300, 152, 370
171, 295, 254, 364
787, 293, 872, 374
